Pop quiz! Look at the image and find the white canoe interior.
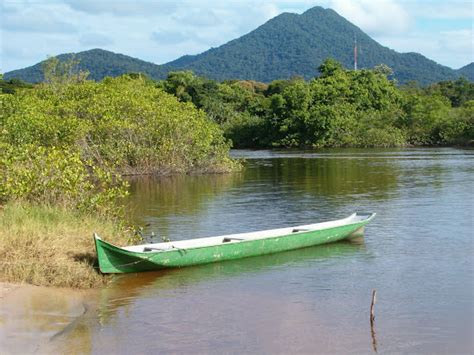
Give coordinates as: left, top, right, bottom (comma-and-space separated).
117, 213, 375, 253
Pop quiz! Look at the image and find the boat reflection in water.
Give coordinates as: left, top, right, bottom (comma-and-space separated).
97, 239, 367, 324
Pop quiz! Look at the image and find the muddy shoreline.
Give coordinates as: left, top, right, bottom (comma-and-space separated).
0, 282, 94, 354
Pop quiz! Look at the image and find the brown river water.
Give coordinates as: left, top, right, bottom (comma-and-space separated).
1, 148, 473, 354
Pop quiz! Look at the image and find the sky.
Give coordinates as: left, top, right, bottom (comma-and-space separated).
1, 0, 473, 73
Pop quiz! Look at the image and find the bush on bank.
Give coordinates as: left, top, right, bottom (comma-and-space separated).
0, 74, 238, 213
1, 75, 236, 176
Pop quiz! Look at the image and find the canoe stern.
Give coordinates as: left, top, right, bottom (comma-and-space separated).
94, 234, 161, 274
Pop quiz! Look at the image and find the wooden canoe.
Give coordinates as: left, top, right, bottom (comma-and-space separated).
94, 212, 376, 273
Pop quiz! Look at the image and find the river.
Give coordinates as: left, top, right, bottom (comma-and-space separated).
3, 148, 473, 354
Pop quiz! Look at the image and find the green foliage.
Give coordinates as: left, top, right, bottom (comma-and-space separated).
258, 62, 409, 147
221, 112, 268, 148
0, 58, 241, 288
425, 77, 474, 107
160, 60, 473, 149
318, 58, 344, 77
1, 75, 235, 174
0, 144, 127, 214
400, 92, 451, 145
0, 77, 33, 94
436, 100, 474, 145
1, 66, 237, 213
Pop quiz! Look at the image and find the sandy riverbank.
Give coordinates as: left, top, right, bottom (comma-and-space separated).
0, 282, 93, 354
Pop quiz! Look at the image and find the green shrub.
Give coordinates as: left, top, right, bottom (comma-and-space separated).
0, 144, 128, 214
1, 76, 236, 175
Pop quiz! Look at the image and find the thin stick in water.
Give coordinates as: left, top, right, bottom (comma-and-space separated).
370, 289, 377, 326
370, 289, 377, 352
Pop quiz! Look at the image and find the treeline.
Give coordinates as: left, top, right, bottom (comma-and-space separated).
159, 59, 474, 148
2, 59, 473, 156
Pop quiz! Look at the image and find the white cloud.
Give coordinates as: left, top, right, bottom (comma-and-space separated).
0, 1, 19, 15
437, 29, 473, 68
261, 3, 281, 20
2, 5, 78, 33
79, 33, 114, 47
151, 30, 190, 45
402, 0, 473, 20
172, 9, 221, 27
439, 29, 473, 53
63, 0, 178, 17
330, 0, 413, 35
376, 27, 473, 69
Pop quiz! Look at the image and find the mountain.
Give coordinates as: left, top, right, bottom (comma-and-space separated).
4, 7, 468, 85
4, 49, 171, 82
166, 7, 458, 84
456, 63, 474, 81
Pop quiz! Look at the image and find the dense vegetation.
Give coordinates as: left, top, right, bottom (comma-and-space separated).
0, 76, 33, 94
0, 71, 235, 211
5, 7, 472, 85
161, 61, 474, 148
0, 62, 236, 288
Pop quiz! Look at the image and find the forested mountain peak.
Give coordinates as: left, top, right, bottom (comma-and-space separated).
166, 6, 457, 84
4, 6, 468, 85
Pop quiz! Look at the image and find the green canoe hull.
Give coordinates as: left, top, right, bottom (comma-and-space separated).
95, 213, 375, 274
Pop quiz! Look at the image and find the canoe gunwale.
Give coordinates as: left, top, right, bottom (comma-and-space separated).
94, 212, 376, 256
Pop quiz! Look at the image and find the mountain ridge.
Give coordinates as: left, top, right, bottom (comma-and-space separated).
165, 7, 460, 84
4, 6, 471, 85
456, 63, 474, 81
4, 48, 172, 83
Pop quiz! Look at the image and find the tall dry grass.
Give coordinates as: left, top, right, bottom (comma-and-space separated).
0, 203, 131, 288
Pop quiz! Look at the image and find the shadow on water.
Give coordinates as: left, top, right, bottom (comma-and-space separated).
97, 240, 367, 324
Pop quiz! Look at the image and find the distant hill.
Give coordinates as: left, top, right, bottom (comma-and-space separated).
457, 63, 474, 81
166, 7, 459, 85
4, 49, 171, 82
4, 6, 469, 85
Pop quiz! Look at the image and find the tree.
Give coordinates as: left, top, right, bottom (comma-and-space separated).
42, 55, 89, 90
317, 58, 344, 77
373, 64, 393, 77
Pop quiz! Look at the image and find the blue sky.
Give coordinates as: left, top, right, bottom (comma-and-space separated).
1, 0, 472, 73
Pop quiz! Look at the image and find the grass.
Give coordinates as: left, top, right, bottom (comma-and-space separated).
0, 203, 132, 288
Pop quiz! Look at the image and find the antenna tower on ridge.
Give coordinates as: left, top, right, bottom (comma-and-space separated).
354, 35, 358, 70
